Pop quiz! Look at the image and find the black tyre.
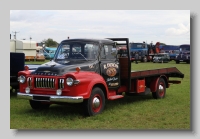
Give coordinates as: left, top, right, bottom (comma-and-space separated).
152, 78, 166, 99
83, 87, 105, 116
29, 100, 50, 110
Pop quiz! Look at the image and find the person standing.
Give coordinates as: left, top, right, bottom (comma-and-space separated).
135, 52, 139, 64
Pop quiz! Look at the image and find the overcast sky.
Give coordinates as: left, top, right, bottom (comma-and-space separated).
10, 10, 190, 45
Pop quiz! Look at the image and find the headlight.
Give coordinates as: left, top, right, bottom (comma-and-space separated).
18, 75, 26, 83
66, 77, 74, 86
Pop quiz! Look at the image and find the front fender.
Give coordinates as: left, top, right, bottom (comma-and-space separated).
69, 72, 108, 99
18, 70, 34, 92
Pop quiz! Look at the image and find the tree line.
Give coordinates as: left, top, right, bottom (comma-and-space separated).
41, 38, 59, 47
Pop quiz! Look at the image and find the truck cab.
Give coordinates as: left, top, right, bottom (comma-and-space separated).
17, 38, 184, 116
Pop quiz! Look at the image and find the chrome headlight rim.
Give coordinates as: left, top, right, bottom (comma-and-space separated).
18, 75, 26, 84
66, 77, 74, 86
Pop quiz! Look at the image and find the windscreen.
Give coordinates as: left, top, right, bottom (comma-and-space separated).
54, 41, 99, 64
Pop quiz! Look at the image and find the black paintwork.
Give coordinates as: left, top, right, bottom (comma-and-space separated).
31, 60, 99, 76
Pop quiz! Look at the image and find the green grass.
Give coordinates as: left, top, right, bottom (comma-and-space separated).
10, 60, 190, 129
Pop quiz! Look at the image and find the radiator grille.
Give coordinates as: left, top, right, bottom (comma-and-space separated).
27, 77, 32, 87
34, 78, 65, 89
35, 78, 55, 88
59, 79, 65, 89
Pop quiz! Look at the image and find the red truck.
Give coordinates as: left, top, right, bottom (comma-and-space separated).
17, 38, 184, 116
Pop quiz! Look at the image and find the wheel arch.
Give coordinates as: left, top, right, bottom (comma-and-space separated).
150, 75, 168, 92
92, 83, 108, 100
160, 75, 169, 88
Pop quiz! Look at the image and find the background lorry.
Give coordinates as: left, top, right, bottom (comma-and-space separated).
175, 44, 190, 64
159, 45, 180, 61
129, 41, 162, 62
17, 38, 184, 116
129, 42, 148, 62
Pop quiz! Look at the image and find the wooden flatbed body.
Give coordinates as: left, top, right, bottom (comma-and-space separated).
130, 67, 184, 79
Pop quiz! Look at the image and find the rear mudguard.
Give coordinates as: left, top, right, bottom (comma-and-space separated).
150, 75, 168, 92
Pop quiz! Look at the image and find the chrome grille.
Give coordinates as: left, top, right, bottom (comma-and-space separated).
35, 78, 55, 88
59, 79, 64, 89
27, 77, 32, 87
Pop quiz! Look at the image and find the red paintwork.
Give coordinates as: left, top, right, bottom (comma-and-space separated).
136, 79, 145, 93
18, 70, 111, 99
18, 64, 183, 102
117, 85, 127, 93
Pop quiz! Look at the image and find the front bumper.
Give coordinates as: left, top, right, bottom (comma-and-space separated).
17, 92, 83, 103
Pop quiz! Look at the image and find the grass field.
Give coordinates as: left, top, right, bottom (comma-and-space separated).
10, 60, 190, 129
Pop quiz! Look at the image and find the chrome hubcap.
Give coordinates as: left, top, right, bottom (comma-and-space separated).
158, 84, 164, 93
93, 97, 100, 108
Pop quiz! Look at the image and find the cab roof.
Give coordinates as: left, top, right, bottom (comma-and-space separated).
61, 38, 115, 44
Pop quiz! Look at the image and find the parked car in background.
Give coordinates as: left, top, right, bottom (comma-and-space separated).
43, 46, 57, 59
175, 51, 190, 64
169, 50, 180, 61
153, 53, 170, 63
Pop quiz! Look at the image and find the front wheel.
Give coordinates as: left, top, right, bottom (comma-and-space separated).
83, 87, 105, 116
152, 78, 166, 99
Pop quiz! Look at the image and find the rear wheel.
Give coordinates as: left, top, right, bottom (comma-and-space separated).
83, 87, 105, 116
152, 78, 166, 99
29, 100, 50, 110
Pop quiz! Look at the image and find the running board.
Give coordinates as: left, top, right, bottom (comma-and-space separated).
108, 95, 124, 100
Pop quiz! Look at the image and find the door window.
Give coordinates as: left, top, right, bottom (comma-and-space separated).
101, 45, 116, 60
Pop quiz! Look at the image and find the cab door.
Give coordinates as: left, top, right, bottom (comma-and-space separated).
100, 44, 120, 90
